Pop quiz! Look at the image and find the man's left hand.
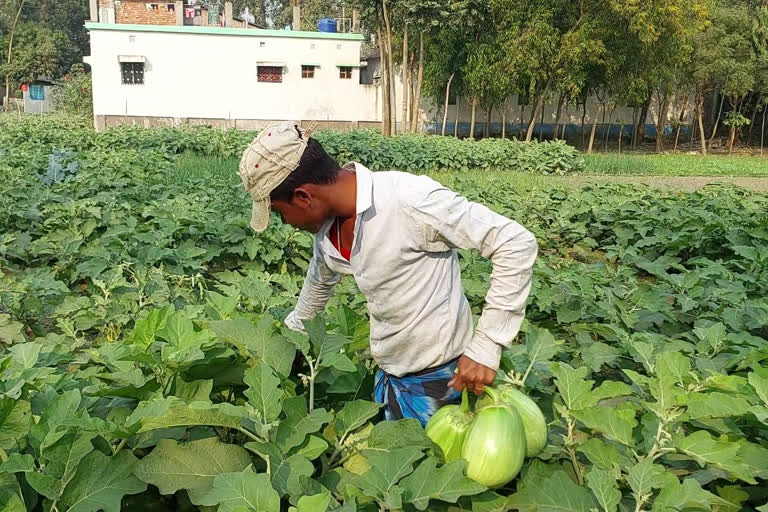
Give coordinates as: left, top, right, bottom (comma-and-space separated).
448, 355, 496, 395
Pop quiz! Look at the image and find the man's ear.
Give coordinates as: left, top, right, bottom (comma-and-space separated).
292, 186, 312, 208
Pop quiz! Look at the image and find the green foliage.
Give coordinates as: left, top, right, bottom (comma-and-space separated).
51, 64, 93, 118
1, 116, 768, 510
0, 23, 78, 87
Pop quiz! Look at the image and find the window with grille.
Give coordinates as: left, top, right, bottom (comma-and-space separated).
258, 66, 282, 83
339, 66, 352, 79
29, 84, 45, 100
301, 65, 315, 79
121, 62, 144, 85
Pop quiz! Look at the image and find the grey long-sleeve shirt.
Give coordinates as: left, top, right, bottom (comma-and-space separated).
284, 163, 538, 377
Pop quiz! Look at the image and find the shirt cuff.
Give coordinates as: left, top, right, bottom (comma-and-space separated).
284, 310, 307, 333
463, 331, 503, 370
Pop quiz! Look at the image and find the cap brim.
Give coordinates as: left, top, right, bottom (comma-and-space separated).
250, 198, 270, 233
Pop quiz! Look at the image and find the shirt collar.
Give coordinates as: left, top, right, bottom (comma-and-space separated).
351, 162, 374, 215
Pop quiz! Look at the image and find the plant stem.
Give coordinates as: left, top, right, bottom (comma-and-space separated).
113, 438, 128, 455
309, 363, 316, 413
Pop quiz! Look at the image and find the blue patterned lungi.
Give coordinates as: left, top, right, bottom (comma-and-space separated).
374, 358, 462, 427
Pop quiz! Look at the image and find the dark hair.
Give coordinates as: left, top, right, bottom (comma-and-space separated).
270, 137, 341, 202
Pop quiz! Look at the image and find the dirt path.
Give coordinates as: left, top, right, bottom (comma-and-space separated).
566, 176, 768, 192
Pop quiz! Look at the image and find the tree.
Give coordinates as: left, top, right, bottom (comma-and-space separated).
1, 23, 77, 109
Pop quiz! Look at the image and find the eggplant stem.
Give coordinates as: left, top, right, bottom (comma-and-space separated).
460, 387, 469, 413
483, 386, 500, 403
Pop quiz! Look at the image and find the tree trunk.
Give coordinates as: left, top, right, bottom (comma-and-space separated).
728, 126, 736, 154
378, 28, 391, 136
400, 24, 409, 134
604, 105, 616, 151
631, 105, 639, 149
538, 105, 545, 140
469, 97, 478, 139
382, 0, 396, 135
748, 98, 759, 143
411, 32, 425, 133
636, 95, 651, 149
441, 73, 455, 136
484, 106, 491, 138
580, 101, 587, 149
526, 92, 544, 142
761, 106, 766, 156
454, 96, 460, 137
408, 54, 416, 132
618, 124, 624, 154
674, 96, 689, 152
697, 96, 707, 155
709, 93, 724, 143
561, 120, 567, 140
587, 113, 599, 154
501, 100, 507, 139
519, 104, 526, 139
553, 95, 563, 140
4, 0, 27, 112
655, 93, 669, 153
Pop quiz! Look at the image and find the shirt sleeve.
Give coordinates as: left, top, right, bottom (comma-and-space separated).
285, 240, 341, 333
405, 178, 538, 370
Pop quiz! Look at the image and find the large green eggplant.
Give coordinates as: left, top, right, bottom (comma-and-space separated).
478, 385, 548, 457
425, 388, 474, 462
462, 388, 526, 488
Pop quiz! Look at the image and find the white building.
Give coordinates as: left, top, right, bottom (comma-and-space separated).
84, 23, 385, 131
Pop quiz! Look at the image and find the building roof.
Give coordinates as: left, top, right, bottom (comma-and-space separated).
84, 22, 365, 40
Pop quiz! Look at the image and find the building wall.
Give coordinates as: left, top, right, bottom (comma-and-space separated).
23, 85, 55, 114
113, 0, 177, 25
86, 25, 376, 128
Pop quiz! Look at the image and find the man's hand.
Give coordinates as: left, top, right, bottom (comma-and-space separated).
448, 355, 496, 395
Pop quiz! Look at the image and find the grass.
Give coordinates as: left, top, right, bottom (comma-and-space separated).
584, 153, 768, 176
172, 152, 768, 195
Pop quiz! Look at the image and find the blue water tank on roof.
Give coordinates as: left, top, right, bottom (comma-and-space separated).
318, 18, 337, 33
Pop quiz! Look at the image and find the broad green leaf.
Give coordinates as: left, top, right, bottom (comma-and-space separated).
43, 432, 96, 494
685, 392, 752, 420
0, 314, 25, 345
209, 316, 296, 377
275, 397, 334, 454
400, 458, 486, 510
525, 327, 562, 364
59, 451, 147, 512
272, 454, 315, 497
366, 419, 432, 451
198, 468, 280, 512
156, 311, 210, 365
655, 352, 690, 384
295, 436, 329, 461
304, 316, 354, 372
0, 399, 31, 447
693, 323, 727, 353
0, 453, 34, 473
573, 403, 637, 446
653, 478, 739, 512
509, 468, 595, 512
577, 439, 632, 471
675, 431, 755, 484
244, 361, 284, 423
591, 381, 634, 403
748, 370, 768, 405
626, 460, 677, 498
334, 400, 382, 440
0, 473, 26, 512
358, 447, 423, 509
130, 306, 172, 347
585, 468, 621, 512
134, 437, 252, 504
296, 490, 332, 512
470, 491, 510, 512
28, 390, 82, 452
172, 377, 213, 402
582, 342, 621, 372
136, 401, 247, 432
9, 342, 41, 370
552, 363, 593, 411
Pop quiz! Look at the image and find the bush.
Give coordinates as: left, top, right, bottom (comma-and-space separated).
0, 115, 585, 174
51, 64, 93, 118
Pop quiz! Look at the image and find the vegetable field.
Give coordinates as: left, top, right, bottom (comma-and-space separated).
1, 117, 768, 512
